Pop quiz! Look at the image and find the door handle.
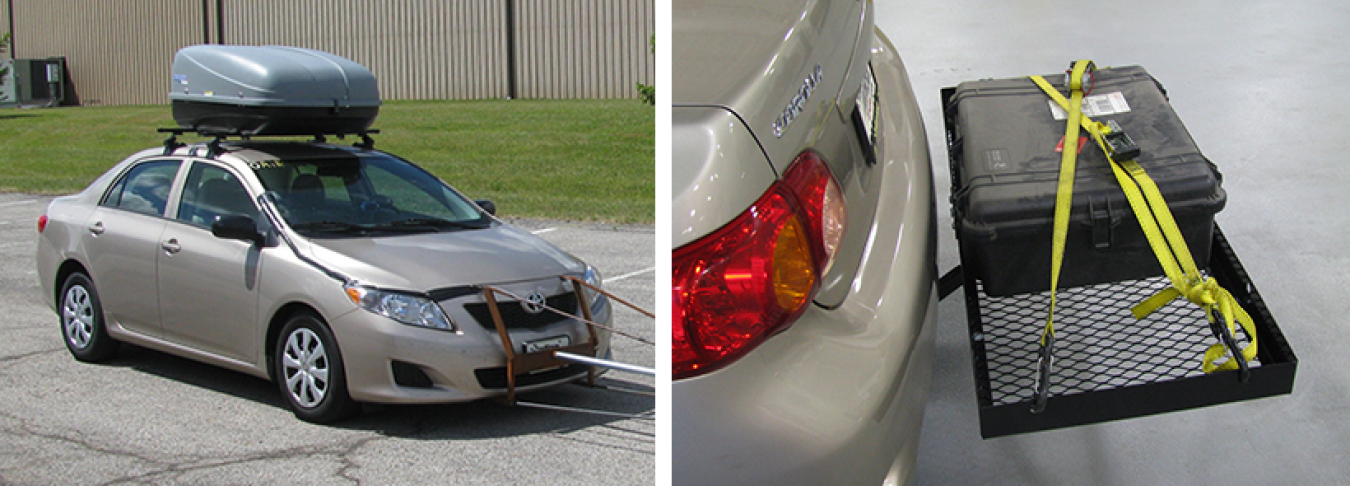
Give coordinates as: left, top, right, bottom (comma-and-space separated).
87, 221, 105, 235
161, 238, 181, 254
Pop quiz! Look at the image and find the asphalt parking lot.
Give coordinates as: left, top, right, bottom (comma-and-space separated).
0, 193, 654, 485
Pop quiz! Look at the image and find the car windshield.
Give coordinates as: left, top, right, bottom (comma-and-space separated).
251, 153, 490, 237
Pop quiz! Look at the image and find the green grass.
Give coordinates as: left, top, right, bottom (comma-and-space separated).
0, 99, 654, 223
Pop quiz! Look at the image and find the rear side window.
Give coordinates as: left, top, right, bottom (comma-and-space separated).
177, 163, 259, 227
102, 160, 181, 216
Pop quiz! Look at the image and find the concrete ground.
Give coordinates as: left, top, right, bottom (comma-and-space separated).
876, 1, 1350, 484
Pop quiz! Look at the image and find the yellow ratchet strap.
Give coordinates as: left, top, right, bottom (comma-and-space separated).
1039, 59, 1092, 346
1030, 64, 1258, 376
1027, 59, 1094, 412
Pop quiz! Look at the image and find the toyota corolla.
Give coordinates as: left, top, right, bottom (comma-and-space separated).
36, 140, 611, 423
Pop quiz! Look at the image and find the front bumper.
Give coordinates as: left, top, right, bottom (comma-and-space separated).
332, 292, 613, 405
672, 29, 938, 485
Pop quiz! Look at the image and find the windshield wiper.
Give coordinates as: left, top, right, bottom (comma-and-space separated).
290, 221, 368, 233
377, 217, 489, 231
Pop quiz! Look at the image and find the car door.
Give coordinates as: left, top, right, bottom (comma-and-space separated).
82, 159, 183, 339
157, 161, 262, 364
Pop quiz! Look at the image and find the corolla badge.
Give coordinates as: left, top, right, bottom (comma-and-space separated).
521, 291, 547, 314
772, 64, 824, 138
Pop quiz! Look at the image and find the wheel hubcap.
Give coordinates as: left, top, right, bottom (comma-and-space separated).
62, 285, 94, 349
282, 328, 329, 408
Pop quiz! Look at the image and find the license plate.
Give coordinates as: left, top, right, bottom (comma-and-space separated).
523, 335, 570, 354
855, 62, 879, 148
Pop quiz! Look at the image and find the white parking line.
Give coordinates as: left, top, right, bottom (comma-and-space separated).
0, 200, 37, 208
531, 227, 558, 235
608, 267, 654, 283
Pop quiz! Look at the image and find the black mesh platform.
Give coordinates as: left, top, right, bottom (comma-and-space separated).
975, 270, 1251, 407
959, 226, 1298, 438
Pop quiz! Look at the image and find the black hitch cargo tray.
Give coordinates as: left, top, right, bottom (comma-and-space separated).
955, 226, 1296, 438
940, 84, 1297, 437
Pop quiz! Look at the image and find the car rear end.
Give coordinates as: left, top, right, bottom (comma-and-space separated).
672, 1, 938, 484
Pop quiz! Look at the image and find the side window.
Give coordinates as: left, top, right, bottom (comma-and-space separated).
176, 163, 259, 227
101, 160, 181, 216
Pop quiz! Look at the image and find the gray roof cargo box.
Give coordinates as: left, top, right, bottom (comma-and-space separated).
170, 45, 380, 136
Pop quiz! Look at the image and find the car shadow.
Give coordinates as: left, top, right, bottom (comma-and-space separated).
343, 378, 655, 444
102, 343, 286, 407
101, 343, 654, 444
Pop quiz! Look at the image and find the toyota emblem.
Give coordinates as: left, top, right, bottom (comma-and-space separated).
521, 292, 547, 314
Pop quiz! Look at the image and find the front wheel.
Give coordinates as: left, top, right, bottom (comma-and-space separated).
60, 272, 119, 362
274, 312, 361, 423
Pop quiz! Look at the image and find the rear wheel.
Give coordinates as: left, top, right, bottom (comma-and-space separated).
60, 273, 119, 362
274, 312, 360, 423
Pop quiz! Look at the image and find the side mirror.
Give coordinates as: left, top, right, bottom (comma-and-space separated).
475, 199, 497, 216
212, 215, 264, 245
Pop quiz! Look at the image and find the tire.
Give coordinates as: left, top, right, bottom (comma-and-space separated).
274, 312, 361, 423
59, 273, 119, 362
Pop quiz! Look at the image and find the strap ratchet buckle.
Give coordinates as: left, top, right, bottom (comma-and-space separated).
1102, 119, 1142, 161
1064, 60, 1096, 92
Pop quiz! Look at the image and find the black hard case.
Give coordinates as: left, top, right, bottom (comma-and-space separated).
946, 66, 1225, 297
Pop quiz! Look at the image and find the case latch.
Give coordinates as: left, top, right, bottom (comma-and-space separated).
1089, 195, 1114, 250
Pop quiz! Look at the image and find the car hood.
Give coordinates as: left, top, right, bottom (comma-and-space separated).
301, 224, 586, 291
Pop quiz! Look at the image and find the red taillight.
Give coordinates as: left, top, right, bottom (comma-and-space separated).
782, 151, 846, 272
673, 151, 845, 379
37, 215, 48, 233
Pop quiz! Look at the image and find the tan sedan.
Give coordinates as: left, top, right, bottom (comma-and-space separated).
37, 141, 610, 423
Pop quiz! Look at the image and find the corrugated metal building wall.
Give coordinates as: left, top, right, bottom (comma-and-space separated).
3, 0, 654, 105
222, 0, 511, 100
8, 0, 204, 105
516, 0, 654, 99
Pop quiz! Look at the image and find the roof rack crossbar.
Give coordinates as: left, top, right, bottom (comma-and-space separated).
153, 127, 379, 156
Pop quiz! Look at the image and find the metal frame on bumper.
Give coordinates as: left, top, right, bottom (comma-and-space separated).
481, 275, 654, 420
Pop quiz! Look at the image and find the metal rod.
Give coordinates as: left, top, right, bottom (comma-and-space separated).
571, 382, 655, 397
555, 351, 654, 376
513, 401, 654, 421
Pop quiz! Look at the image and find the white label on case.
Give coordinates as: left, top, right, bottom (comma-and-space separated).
1049, 91, 1131, 120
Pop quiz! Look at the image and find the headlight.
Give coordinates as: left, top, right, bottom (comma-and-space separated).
583, 265, 604, 306
344, 284, 455, 331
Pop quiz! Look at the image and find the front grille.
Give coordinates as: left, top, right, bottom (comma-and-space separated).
464, 293, 578, 330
